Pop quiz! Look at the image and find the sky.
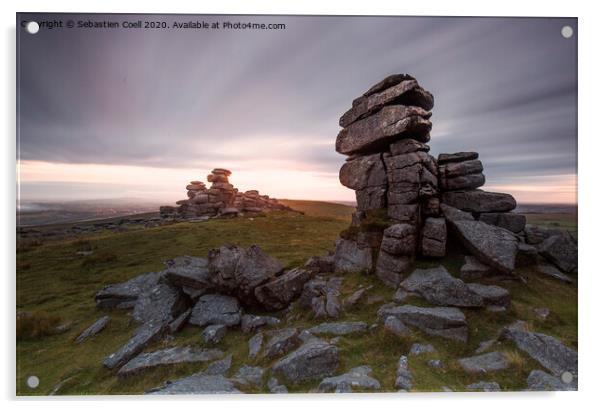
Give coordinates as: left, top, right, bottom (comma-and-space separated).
17, 14, 577, 204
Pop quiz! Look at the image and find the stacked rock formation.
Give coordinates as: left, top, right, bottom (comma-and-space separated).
160, 168, 292, 220
333, 74, 565, 287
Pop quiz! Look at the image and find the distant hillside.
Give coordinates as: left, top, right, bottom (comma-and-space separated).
278, 199, 355, 220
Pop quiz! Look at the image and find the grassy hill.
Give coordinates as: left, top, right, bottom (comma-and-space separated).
16, 200, 577, 395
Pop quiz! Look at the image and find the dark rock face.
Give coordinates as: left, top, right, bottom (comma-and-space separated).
254, 268, 313, 311
333, 238, 373, 273
538, 232, 578, 273
375, 251, 412, 288
118, 346, 223, 377
272, 340, 340, 383
75, 316, 110, 343
132, 283, 188, 325
164, 256, 214, 292
442, 190, 517, 213
378, 304, 468, 342
263, 328, 302, 359
421, 217, 446, 257
437, 152, 479, 164
466, 283, 511, 308
527, 370, 576, 391
502, 327, 578, 378
189, 294, 242, 328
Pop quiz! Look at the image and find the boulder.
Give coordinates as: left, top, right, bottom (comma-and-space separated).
334, 238, 373, 273
240, 314, 280, 333
526, 369, 576, 391
442, 190, 517, 213
147, 374, 241, 394
437, 152, 478, 164
325, 292, 342, 318
248, 333, 263, 359
443, 206, 519, 273
267, 377, 288, 393
395, 355, 413, 390
75, 316, 110, 343
457, 351, 510, 374
478, 213, 526, 233
384, 316, 411, 337
308, 321, 368, 336
234, 245, 284, 300
339, 153, 387, 190
336, 105, 432, 155
103, 321, 166, 369
502, 327, 578, 377
207, 245, 244, 290
381, 223, 417, 255
524, 224, 564, 245
439, 159, 483, 178
118, 346, 223, 377
202, 324, 227, 343
168, 309, 191, 334
304, 254, 335, 275
340, 77, 434, 127
132, 283, 188, 325
355, 186, 387, 210
400, 266, 484, 307
466, 283, 511, 307
95, 272, 162, 309
272, 340, 340, 383
409, 343, 435, 356
232, 365, 265, 387
189, 294, 241, 328
420, 217, 446, 257
318, 366, 381, 392
375, 251, 412, 288
254, 267, 312, 310
164, 256, 213, 291
378, 304, 468, 342
538, 232, 577, 273
262, 328, 302, 359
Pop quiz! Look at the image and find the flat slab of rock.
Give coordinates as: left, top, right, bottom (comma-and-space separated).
202, 324, 227, 343
240, 314, 280, 333
75, 316, 110, 343
502, 327, 577, 378
96, 272, 162, 309
118, 346, 223, 377
254, 267, 312, 311
466, 283, 511, 307
189, 294, 241, 327
272, 340, 339, 383
318, 365, 381, 392
442, 190, 517, 213
339, 153, 387, 191
524, 224, 565, 245
378, 304, 468, 342
527, 369, 576, 391
336, 105, 432, 155
164, 256, 213, 291
384, 316, 411, 337
103, 321, 166, 369
375, 251, 412, 288
147, 374, 241, 394
458, 351, 510, 374
263, 328, 301, 359
460, 256, 493, 279
421, 217, 446, 257
232, 365, 264, 387
308, 321, 368, 336
401, 266, 484, 307
442, 205, 518, 273
438, 152, 478, 164
538, 232, 577, 273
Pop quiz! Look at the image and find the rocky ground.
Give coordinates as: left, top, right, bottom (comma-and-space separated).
16, 202, 577, 395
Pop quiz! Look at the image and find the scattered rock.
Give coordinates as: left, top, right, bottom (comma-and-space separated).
395, 355, 413, 390
308, 321, 368, 336
75, 316, 110, 343
132, 282, 188, 325
254, 267, 312, 311
189, 294, 241, 327
475, 339, 497, 354
343, 287, 368, 309
458, 351, 510, 374
524, 224, 564, 245
466, 381, 501, 392
478, 212, 526, 233
384, 316, 411, 337
96, 272, 162, 309
168, 309, 191, 334
536, 263, 573, 283
202, 324, 227, 344
466, 283, 511, 307
272, 340, 340, 383
240, 314, 280, 333
118, 346, 223, 377
533, 307, 551, 321
147, 374, 241, 394
409, 343, 435, 356
526, 369, 576, 391
394, 288, 410, 303
103, 321, 166, 369
318, 366, 381, 392
378, 304, 468, 342
459, 256, 493, 280
248, 333, 263, 359
262, 328, 302, 359
428, 359, 444, 369
502, 327, 578, 377
442, 190, 517, 213
164, 256, 213, 292
267, 377, 288, 393
232, 365, 264, 387
204, 354, 232, 375
333, 238, 373, 273
538, 232, 578, 273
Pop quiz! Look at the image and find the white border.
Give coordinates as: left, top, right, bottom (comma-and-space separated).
2, 1, 601, 408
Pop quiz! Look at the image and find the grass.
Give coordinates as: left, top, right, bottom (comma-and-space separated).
16, 200, 577, 395
523, 213, 578, 236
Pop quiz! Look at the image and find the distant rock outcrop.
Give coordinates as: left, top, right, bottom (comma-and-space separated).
160, 168, 293, 220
